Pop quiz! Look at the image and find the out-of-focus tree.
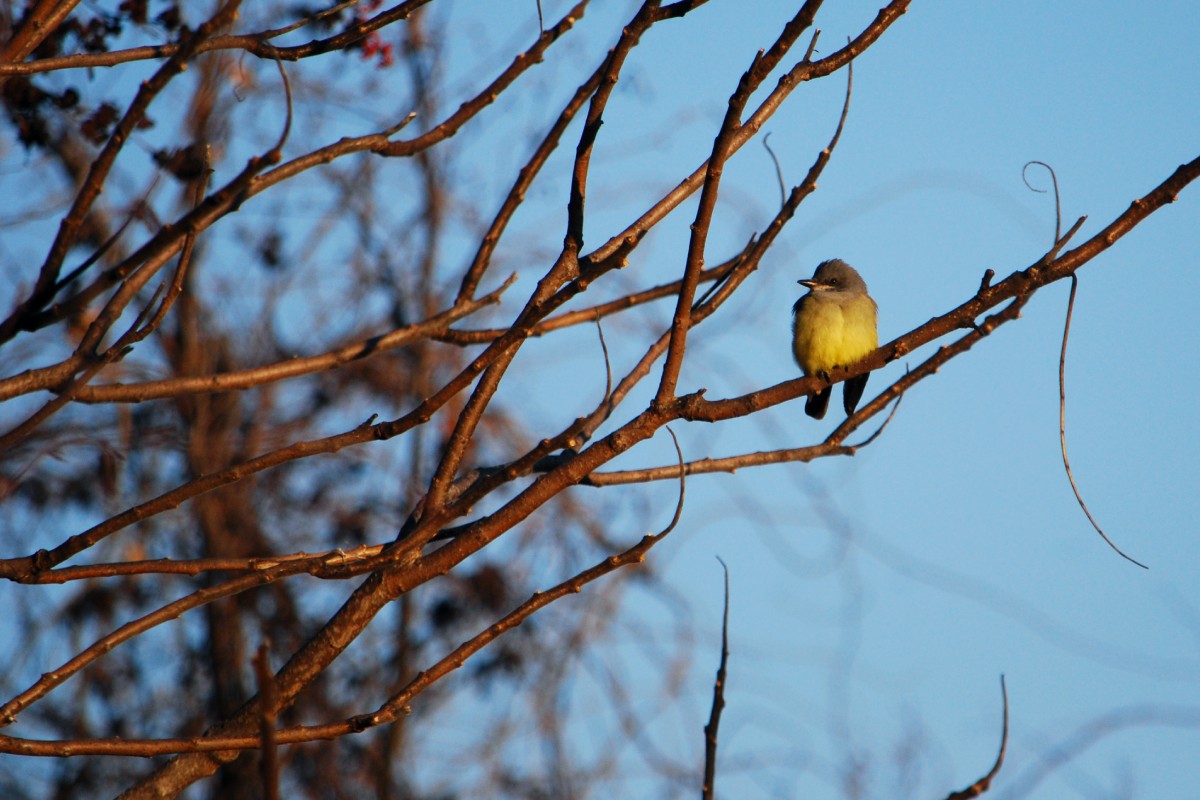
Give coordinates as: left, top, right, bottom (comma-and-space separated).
0, 1, 1195, 798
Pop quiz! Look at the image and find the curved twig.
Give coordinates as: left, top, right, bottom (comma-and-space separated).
943, 675, 1009, 800
1058, 275, 1148, 568
763, 132, 787, 208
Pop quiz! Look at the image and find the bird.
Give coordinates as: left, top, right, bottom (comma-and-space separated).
791, 259, 878, 419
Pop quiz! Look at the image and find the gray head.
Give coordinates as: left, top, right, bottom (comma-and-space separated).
799, 259, 869, 295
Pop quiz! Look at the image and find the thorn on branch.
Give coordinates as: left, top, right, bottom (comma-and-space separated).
385, 111, 418, 138
978, 269, 994, 292
803, 29, 821, 62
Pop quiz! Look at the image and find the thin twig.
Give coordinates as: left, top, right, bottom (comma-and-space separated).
0, 1, 431, 76
1023, 160, 1062, 244
850, 376, 904, 447
69, 279, 513, 403
0, 1, 243, 346
1058, 275, 1148, 568
448, 260, 738, 345
657, 2, 823, 402
0, 429, 689, 757
456, 58, 605, 302
701, 557, 731, 800
422, 0, 670, 517
1025, 162, 1147, 567
18, 545, 387, 584
763, 132, 786, 208
0, 555, 344, 723
586, 0, 910, 267
944, 675, 1009, 800
596, 313, 613, 421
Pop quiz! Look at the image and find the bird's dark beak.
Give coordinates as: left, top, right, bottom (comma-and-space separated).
798, 279, 817, 289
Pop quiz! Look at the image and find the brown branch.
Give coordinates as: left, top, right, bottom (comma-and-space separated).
944, 675, 1009, 800
422, 342, 520, 518
367, 427, 686, 729
455, 56, 605, 302
0, 474, 686, 756
0, 416, 393, 580
0, 433, 690, 762
443, 260, 738, 345
420, 318, 636, 546
0, 2, 243, 346
0, 553, 351, 725
0, 144, 287, 405
0, 280, 676, 779
422, 0, 701, 515
701, 558, 730, 800
0, 278, 161, 450
586, 444, 851, 486
2, 233, 622, 581
0, 1, 582, 355
17, 544, 387, 585
0, 150, 207, 444
378, 1, 590, 158
417, 0, 658, 513
681, 153, 1200, 427
567, 68, 854, 458
566, 1, 659, 253
67, 277, 514, 403
103, 553, 424, 796
657, 1, 823, 402
434, 178, 819, 518
417, 0, 676, 515
619, 154, 1200, 482
595, 289, 1025, 486
0, 1, 432, 76
0, 0, 83, 68
586, 0, 911, 267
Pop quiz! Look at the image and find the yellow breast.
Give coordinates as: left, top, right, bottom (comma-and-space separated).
792, 293, 878, 375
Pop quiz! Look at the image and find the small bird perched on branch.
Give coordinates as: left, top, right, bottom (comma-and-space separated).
792, 259, 878, 419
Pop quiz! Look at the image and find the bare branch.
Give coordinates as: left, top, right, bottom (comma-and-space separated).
701, 558, 730, 800
0, 2, 243, 346
69, 277, 514, 403
943, 675, 1009, 800
0, 1, 433, 76
657, 1, 824, 401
